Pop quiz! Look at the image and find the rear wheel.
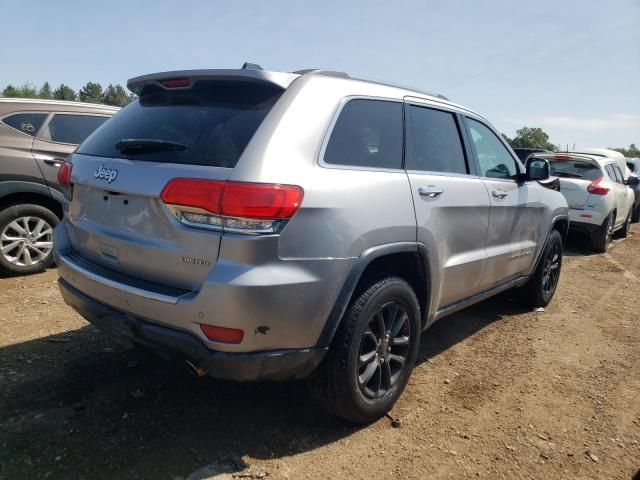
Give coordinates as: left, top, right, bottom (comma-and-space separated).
615, 211, 632, 239
516, 229, 563, 308
591, 213, 614, 253
0, 204, 58, 275
308, 277, 420, 424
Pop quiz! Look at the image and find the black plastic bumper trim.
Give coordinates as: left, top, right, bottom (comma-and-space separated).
58, 278, 327, 382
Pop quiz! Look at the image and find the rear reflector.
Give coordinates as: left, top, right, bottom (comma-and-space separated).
200, 324, 244, 344
587, 176, 609, 195
58, 161, 73, 186
160, 78, 190, 88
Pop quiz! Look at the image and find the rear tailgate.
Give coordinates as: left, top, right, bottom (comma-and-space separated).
547, 156, 603, 207
63, 76, 287, 292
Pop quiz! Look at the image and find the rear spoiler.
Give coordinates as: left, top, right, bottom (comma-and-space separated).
127, 69, 300, 95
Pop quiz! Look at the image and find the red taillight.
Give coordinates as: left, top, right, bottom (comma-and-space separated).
58, 161, 73, 186
160, 78, 190, 88
554, 154, 571, 160
587, 176, 609, 195
160, 179, 304, 219
200, 324, 244, 344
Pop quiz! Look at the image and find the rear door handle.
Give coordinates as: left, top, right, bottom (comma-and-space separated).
43, 158, 64, 168
491, 189, 508, 199
418, 185, 444, 198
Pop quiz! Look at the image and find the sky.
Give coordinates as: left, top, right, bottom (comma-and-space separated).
1, 0, 639, 149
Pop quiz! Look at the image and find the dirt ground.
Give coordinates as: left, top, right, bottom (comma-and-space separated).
1, 231, 639, 480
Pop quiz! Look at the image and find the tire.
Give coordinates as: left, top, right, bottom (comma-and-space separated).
308, 277, 421, 424
516, 230, 563, 308
632, 203, 640, 223
0, 203, 58, 275
615, 211, 632, 239
590, 213, 614, 253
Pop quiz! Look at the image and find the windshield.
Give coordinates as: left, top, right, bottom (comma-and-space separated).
77, 80, 283, 168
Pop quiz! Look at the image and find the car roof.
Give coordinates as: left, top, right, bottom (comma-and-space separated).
0, 97, 120, 114
532, 152, 619, 167
126, 66, 481, 118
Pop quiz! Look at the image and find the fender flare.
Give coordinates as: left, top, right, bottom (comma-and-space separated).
316, 242, 431, 348
0, 180, 53, 201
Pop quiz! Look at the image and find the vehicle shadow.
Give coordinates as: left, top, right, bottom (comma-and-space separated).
0, 294, 527, 479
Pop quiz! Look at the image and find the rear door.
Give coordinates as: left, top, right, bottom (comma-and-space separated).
32, 113, 110, 190
0, 111, 49, 187
64, 79, 284, 291
404, 100, 490, 308
464, 116, 543, 288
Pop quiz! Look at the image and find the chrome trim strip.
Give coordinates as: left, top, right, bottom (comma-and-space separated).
57, 253, 183, 304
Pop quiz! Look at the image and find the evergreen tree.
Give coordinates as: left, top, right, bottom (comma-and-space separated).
17, 83, 38, 98
102, 84, 132, 107
2, 85, 20, 97
53, 83, 77, 101
38, 82, 53, 99
78, 82, 104, 103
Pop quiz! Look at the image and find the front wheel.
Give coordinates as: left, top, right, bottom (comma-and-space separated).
308, 277, 421, 424
516, 229, 563, 308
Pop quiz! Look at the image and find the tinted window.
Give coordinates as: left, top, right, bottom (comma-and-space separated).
78, 80, 283, 167
549, 160, 601, 181
324, 99, 402, 169
612, 165, 624, 183
467, 118, 519, 179
605, 165, 619, 183
2, 113, 48, 136
406, 105, 467, 174
41, 114, 109, 145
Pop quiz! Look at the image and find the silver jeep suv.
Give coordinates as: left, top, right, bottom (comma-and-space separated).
54, 65, 568, 423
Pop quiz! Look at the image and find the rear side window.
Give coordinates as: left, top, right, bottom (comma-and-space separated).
605, 164, 621, 184
40, 114, 109, 145
612, 165, 624, 183
324, 99, 403, 169
549, 160, 601, 181
2, 113, 48, 136
406, 105, 467, 174
77, 80, 283, 168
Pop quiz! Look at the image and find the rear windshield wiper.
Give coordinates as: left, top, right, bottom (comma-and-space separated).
553, 171, 583, 178
115, 139, 189, 154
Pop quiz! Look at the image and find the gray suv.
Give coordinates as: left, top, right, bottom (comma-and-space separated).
54, 66, 568, 423
0, 98, 118, 274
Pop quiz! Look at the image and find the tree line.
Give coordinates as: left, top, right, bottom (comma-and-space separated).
503, 126, 638, 158
1, 81, 135, 107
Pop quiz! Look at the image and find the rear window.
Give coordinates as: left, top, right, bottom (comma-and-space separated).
77, 80, 283, 168
549, 160, 601, 181
323, 99, 403, 169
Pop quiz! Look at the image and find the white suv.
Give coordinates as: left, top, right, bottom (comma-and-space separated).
532, 152, 638, 252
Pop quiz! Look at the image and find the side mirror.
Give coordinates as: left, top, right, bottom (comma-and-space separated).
525, 157, 550, 181
626, 176, 640, 186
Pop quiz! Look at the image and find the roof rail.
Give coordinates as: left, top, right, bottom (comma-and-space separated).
293, 69, 351, 79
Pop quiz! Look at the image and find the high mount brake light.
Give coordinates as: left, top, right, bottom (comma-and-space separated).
58, 161, 73, 186
587, 176, 609, 196
160, 178, 304, 234
554, 154, 571, 160
160, 78, 190, 88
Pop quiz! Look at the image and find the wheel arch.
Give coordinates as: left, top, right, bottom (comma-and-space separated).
0, 188, 63, 219
316, 242, 431, 348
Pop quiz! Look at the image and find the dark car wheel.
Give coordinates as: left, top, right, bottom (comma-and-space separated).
308, 277, 420, 424
615, 211, 632, 239
516, 229, 563, 308
0, 204, 58, 275
591, 213, 614, 253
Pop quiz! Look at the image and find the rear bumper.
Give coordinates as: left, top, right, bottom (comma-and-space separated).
568, 220, 601, 234
58, 278, 327, 381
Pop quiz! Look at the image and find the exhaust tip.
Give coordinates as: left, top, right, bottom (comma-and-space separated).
185, 360, 207, 378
